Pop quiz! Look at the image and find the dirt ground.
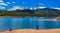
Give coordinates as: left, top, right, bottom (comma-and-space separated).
0, 29, 60, 33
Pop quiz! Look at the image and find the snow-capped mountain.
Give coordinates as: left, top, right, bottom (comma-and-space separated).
8, 6, 60, 11
7, 6, 47, 11
52, 7, 60, 10
8, 6, 25, 11
7, 6, 60, 14
38, 6, 46, 9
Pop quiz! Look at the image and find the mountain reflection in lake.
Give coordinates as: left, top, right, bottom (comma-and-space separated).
0, 17, 60, 31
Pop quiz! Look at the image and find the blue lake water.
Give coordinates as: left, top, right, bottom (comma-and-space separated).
0, 17, 60, 31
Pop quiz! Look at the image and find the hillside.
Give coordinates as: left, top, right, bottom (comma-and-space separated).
0, 7, 60, 17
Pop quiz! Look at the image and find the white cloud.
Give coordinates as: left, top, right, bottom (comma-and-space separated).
33, 7, 37, 10
53, 7, 60, 10
29, 7, 33, 10
6, 2, 10, 4
22, 2, 27, 4
0, 0, 3, 2
0, 6, 5, 9
38, 3, 45, 7
8, 6, 24, 11
12, 2, 15, 3
38, 7, 46, 9
0, 3, 8, 6
38, 3, 46, 9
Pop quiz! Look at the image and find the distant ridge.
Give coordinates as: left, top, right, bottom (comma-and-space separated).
7, 6, 60, 11
7, 6, 60, 14
7, 6, 46, 11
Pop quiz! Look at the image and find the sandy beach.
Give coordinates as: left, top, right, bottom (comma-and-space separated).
0, 29, 60, 33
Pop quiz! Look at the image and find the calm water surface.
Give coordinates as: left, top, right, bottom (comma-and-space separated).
0, 17, 60, 31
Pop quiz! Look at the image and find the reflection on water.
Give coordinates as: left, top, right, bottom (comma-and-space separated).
0, 17, 60, 31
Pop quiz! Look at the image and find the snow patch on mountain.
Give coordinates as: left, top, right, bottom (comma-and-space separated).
53, 8, 60, 10
8, 6, 25, 11
7, 6, 60, 11
38, 6, 46, 9
50, 7, 60, 10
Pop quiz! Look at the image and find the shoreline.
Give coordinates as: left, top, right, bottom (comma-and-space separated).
0, 29, 60, 33
0, 16, 54, 18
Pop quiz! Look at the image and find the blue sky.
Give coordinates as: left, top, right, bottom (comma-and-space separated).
0, 0, 60, 10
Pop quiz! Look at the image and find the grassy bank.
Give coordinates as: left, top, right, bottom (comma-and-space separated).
0, 11, 59, 17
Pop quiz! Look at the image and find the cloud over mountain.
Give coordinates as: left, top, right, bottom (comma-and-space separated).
8, 6, 25, 11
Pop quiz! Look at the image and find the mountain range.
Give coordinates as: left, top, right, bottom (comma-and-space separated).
7, 6, 60, 14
